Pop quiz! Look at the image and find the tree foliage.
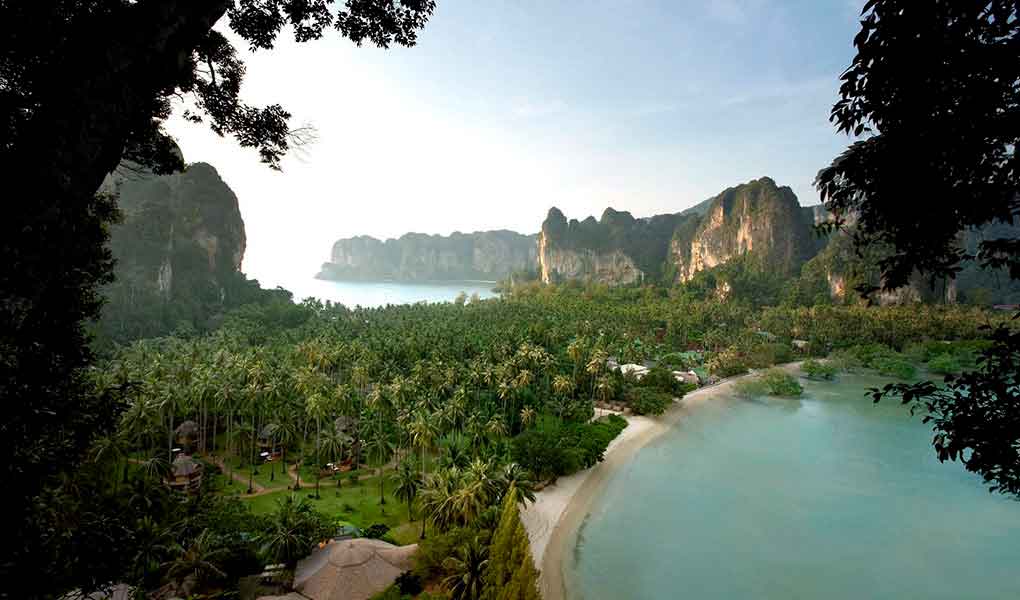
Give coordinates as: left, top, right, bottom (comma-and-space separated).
817, 0, 1020, 496
481, 493, 540, 600
1, 1, 436, 594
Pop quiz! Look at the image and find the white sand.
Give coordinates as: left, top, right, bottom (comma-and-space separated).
519, 413, 659, 564
523, 368, 795, 600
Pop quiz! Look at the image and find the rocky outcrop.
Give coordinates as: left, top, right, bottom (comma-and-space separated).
103, 161, 246, 295
318, 230, 537, 282
670, 177, 823, 282
96, 157, 255, 346
536, 207, 693, 284
535, 178, 824, 286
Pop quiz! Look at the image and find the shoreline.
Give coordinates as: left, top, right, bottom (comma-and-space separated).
526, 367, 799, 600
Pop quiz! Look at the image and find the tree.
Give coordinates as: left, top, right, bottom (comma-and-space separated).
1, 2, 436, 593
817, 0, 1020, 497
162, 529, 228, 597
393, 459, 422, 522
482, 492, 540, 600
442, 536, 489, 600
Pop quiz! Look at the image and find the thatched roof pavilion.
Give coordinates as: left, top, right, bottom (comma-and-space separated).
268, 538, 417, 600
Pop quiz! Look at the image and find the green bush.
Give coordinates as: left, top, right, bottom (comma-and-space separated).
927, 353, 962, 375
707, 349, 749, 378
827, 348, 863, 372
659, 351, 702, 370
872, 356, 916, 379
733, 377, 769, 398
363, 523, 390, 539
801, 359, 837, 380
734, 369, 802, 397
510, 414, 627, 480
413, 527, 477, 581
761, 368, 803, 396
625, 387, 673, 415
637, 365, 682, 395
369, 586, 405, 600
745, 342, 795, 369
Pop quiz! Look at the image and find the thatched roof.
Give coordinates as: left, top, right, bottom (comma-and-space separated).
174, 420, 199, 439
171, 454, 202, 477
291, 538, 417, 600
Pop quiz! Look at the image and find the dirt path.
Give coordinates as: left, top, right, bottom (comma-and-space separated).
208, 455, 268, 494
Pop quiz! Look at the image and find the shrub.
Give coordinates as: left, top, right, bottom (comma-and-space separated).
745, 342, 795, 369
510, 414, 627, 480
928, 353, 962, 375
733, 377, 769, 398
362, 523, 390, 539
395, 571, 422, 596
801, 359, 837, 380
625, 387, 673, 415
659, 351, 702, 370
369, 585, 404, 600
761, 368, 803, 396
413, 527, 476, 580
827, 348, 863, 372
636, 365, 682, 395
873, 356, 916, 379
707, 349, 749, 378
734, 369, 802, 398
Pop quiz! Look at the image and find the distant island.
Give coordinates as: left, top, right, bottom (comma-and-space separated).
317, 230, 537, 282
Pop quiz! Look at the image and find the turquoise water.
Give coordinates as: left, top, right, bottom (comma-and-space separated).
570, 373, 1020, 600
270, 277, 498, 308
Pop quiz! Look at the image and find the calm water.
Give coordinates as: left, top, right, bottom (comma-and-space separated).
570, 373, 1020, 600
272, 277, 499, 308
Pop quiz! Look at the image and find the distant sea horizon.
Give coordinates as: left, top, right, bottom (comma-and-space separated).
263, 275, 500, 308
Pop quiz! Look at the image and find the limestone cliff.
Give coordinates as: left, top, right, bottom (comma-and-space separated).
317, 230, 537, 282
670, 177, 823, 282
537, 207, 693, 284
96, 159, 263, 346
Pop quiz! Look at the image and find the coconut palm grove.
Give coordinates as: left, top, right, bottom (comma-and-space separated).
3, 2, 1020, 600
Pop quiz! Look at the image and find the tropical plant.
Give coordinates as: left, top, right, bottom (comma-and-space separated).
442, 536, 489, 600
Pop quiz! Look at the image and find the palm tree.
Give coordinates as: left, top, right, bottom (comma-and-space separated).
305, 392, 328, 499
363, 419, 393, 505
392, 459, 422, 522
498, 462, 537, 506
131, 516, 171, 583
162, 529, 228, 597
420, 467, 458, 536
259, 495, 319, 571
519, 406, 536, 428
90, 431, 130, 492
442, 536, 489, 600
273, 415, 300, 488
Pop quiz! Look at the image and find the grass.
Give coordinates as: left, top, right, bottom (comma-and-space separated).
242, 473, 414, 536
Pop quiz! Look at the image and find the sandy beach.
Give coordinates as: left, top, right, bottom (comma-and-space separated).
522, 373, 771, 600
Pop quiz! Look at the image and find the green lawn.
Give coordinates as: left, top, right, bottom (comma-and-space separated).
241, 473, 417, 541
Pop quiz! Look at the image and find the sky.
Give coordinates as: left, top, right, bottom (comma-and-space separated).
166, 0, 866, 288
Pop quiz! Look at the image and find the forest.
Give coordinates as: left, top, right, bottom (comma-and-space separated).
63, 281, 1006, 599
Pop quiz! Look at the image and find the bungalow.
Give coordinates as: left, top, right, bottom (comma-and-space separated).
167, 453, 203, 494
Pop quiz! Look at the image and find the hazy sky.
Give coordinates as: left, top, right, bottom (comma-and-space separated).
166, 0, 865, 288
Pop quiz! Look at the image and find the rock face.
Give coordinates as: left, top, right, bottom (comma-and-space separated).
670, 177, 823, 282
537, 207, 694, 284
104, 162, 246, 295
96, 159, 252, 345
317, 230, 537, 281
537, 177, 822, 286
